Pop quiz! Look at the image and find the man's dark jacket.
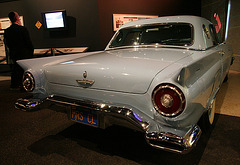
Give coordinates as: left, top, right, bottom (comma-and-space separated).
4, 24, 34, 61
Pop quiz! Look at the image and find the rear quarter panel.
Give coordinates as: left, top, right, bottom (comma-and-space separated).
148, 47, 223, 128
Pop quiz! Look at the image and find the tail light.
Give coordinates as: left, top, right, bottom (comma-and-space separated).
152, 84, 185, 117
22, 72, 35, 92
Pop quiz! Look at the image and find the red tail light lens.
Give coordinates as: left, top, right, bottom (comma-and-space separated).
152, 84, 185, 117
22, 72, 35, 92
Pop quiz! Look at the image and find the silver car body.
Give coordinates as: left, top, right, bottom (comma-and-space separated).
16, 16, 233, 153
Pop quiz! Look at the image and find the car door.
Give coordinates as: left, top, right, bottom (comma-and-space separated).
209, 24, 231, 83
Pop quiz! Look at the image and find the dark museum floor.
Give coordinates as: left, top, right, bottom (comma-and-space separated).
0, 70, 240, 165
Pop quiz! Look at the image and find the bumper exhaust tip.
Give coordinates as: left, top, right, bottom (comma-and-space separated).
15, 97, 42, 111
146, 125, 202, 154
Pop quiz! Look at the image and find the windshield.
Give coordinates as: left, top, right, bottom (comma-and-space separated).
110, 23, 193, 48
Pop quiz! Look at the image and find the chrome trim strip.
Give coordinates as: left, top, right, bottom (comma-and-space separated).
106, 45, 205, 52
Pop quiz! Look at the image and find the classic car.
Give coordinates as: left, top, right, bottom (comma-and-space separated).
15, 16, 233, 154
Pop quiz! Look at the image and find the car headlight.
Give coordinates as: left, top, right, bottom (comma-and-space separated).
22, 72, 35, 92
152, 84, 186, 117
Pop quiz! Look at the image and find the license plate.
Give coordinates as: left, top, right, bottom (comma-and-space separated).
70, 107, 98, 127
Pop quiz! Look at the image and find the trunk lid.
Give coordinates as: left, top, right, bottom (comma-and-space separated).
45, 48, 189, 94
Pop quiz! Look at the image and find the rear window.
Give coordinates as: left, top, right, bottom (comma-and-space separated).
110, 23, 193, 48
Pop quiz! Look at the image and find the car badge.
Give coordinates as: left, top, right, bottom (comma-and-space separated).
83, 71, 87, 79
76, 71, 95, 88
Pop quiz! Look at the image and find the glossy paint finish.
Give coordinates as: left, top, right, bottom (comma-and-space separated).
44, 48, 191, 94
16, 16, 233, 153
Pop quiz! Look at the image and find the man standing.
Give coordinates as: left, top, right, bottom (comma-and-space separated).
4, 11, 34, 90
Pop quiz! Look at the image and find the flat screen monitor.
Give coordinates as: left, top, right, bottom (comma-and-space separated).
42, 10, 67, 30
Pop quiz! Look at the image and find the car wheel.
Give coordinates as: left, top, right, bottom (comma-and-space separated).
199, 99, 216, 132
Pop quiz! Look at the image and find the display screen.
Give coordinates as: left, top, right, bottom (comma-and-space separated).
42, 10, 66, 29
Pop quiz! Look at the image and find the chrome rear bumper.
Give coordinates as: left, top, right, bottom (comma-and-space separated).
146, 125, 201, 153
15, 95, 201, 154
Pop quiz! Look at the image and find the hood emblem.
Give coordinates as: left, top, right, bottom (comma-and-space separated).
76, 71, 95, 88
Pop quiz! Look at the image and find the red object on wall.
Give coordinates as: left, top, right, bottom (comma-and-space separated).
214, 13, 221, 33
